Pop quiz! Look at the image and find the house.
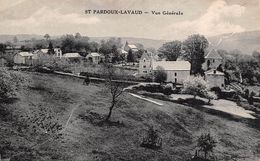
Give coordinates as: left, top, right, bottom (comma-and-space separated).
5, 45, 21, 55
63, 53, 82, 61
139, 51, 191, 83
86, 52, 105, 64
124, 41, 139, 53
54, 48, 62, 58
205, 69, 225, 89
139, 52, 153, 74
152, 61, 191, 83
203, 49, 223, 70
14, 52, 33, 65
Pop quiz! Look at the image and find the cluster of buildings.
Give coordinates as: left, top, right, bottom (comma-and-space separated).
13, 48, 107, 65
138, 49, 225, 89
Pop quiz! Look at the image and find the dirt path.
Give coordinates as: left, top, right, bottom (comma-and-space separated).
171, 94, 256, 119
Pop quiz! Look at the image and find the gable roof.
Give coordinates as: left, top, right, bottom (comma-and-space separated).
63, 53, 81, 58
88, 52, 100, 57
205, 49, 222, 59
17, 52, 33, 57
152, 61, 191, 71
128, 44, 137, 49
205, 69, 224, 76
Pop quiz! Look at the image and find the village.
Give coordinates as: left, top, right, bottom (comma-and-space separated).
1, 32, 260, 161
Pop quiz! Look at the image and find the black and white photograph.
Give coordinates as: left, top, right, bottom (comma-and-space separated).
0, 0, 260, 160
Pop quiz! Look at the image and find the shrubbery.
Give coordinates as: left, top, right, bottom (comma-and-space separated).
0, 68, 27, 100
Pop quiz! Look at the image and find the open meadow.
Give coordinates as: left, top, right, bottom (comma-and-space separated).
0, 72, 260, 161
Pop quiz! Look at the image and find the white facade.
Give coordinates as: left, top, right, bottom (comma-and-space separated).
86, 53, 104, 64
152, 61, 191, 84
139, 52, 152, 74
54, 48, 62, 58
139, 52, 191, 83
14, 52, 33, 65
205, 70, 225, 89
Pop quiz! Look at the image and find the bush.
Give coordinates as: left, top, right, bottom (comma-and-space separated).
154, 66, 167, 84
196, 133, 217, 160
0, 68, 26, 99
141, 126, 162, 149
182, 76, 208, 99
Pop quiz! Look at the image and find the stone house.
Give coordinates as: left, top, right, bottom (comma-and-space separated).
205, 69, 225, 89
14, 52, 33, 65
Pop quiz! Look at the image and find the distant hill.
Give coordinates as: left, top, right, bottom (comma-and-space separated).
89, 37, 167, 50
0, 30, 259, 54
207, 30, 260, 55
0, 34, 44, 42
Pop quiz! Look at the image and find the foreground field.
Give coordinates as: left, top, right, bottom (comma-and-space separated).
0, 72, 260, 161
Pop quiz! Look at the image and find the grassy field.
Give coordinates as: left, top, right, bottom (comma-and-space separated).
0, 72, 260, 161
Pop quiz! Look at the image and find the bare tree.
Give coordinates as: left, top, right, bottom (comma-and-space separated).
102, 64, 125, 121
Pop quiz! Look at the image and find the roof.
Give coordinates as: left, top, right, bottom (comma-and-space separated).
40, 49, 49, 53
121, 49, 128, 54
63, 53, 81, 58
152, 61, 191, 71
128, 44, 138, 49
205, 49, 222, 59
205, 69, 224, 76
87, 52, 101, 57
17, 52, 33, 57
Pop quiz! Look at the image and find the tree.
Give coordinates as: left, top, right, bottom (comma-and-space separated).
158, 40, 182, 61
154, 66, 167, 84
44, 34, 50, 41
13, 36, 18, 43
182, 76, 208, 99
204, 91, 217, 104
197, 133, 217, 160
47, 42, 55, 55
102, 64, 125, 121
99, 38, 122, 61
0, 68, 25, 100
127, 49, 135, 63
75, 32, 82, 39
182, 34, 209, 75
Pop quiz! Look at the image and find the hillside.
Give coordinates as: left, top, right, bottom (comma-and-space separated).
207, 30, 260, 55
0, 72, 259, 160
0, 30, 260, 53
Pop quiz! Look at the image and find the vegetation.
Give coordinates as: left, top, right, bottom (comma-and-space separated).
0, 68, 26, 99
102, 64, 125, 121
196, 133, 217, 160
0, 72, 259, 160
141, 126, 162, 149
182, 76, 208, 99
158, 40, 182, 61
154, 66, 167, 84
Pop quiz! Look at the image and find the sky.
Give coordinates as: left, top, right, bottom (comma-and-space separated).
0, 0, 259, 40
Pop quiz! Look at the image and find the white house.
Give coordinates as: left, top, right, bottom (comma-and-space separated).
14, 52, 33, 65
205, 69, 225, 89
86, 52, 105, 64
203, 49, 223, 70
63, 53, 82, 61
124, 42, 139, 53
152, 61, 191, 83
139, 52, 153, 74
139, 51, 191, 83
54, 48, 62, 58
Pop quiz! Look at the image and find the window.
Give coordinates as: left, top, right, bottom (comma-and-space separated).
175, 73, 177, 76
143, 71, 147, 73
143, 59, 146, 62
175, 78, 177, 83
143, 65, 146, 68
213, 59, 215, 63
221, 84, 224, 87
